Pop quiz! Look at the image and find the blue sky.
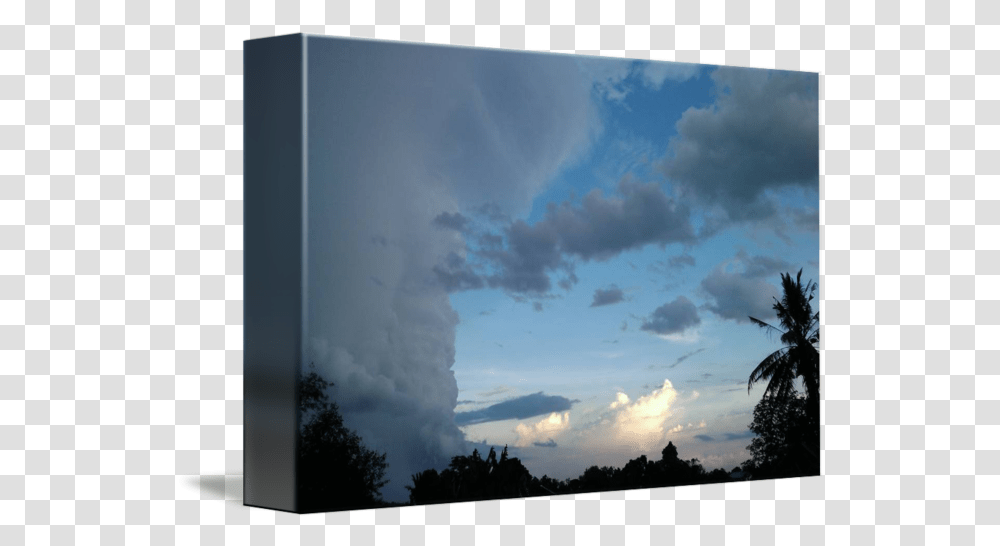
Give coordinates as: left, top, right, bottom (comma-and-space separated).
303, 36, 819, 502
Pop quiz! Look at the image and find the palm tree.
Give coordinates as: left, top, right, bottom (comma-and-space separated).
747, 269, 820, 422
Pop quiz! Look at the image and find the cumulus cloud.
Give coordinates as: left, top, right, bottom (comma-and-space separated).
543, 178, 696, 262
514, 411, 571, 447
482, 179, 695, 295
640, 296, 701, 336
591, 285, 625, 307
455, 392, 576, 426
660, 66, 819, 228
603, 379, 680, 453
699, 251, 789, 323
432, 252, 484, 293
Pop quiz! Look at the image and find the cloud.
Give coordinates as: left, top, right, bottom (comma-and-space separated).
542, 178, 696, 262
640, 296, 701, 336
514, 412, 571, 447
590, 285, 625, 307
483, 219, 564, 294
432, 211, 471, 232
601, 379, 680, 453
533, 302, 544, 312
478, 385, 514, 398
722, 430, 755, 441
432, 252, 485, 293
533, 439, 558, 448
303, 37, 605, 502
693, 430, 754, 443
639, 61, 701, 89
699, 251, 787, 323
668, 254, 695, 268
455, 392, 576, 426
482, 179, 695, 295
660, 66, 819, 229
578, 57, 701, 103
667, 347, 706, 368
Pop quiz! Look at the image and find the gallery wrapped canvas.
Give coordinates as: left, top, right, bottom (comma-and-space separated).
244, 34, 819, 514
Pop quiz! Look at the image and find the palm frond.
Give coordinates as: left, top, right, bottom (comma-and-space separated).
749, 316, 785, 342
748, 348, 791, 395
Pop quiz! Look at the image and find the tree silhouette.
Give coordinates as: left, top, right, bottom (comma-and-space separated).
297, 364, 388, 512
747, 269, 820, 424
405, 439, 739, 504
405, 445, 531, 504
741, 393, 819, 479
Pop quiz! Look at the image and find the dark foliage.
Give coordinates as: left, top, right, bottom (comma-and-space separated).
407, 440, 736, 504
297, 364, 389, 513
405, 446, 532, 504
747, 269, 820, 424
742, 269, 821, 480
741, 393, 819, 480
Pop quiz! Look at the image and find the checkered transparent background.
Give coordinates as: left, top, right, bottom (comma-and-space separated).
2, 0, 998, 544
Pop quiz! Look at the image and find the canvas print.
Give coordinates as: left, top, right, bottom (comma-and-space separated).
244, 34, 819, 514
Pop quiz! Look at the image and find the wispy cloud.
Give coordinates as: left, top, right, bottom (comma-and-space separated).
667, 347, 706, 369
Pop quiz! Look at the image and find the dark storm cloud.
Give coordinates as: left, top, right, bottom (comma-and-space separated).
533, 439, 558, 448
478, 232, 504, 249
544, 179, 695, 262
484, 219, 564, 294
432, 252, 484, 293
483, 179, 695, 295
640, 296, 701, 336
454, 392, 576, 426
660, 67, 819, 226
699, 251, 786, 323
432, 211, 470, 232
590, 285, 625, 307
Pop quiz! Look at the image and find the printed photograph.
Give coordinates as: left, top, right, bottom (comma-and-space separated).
288, 36, 819, 512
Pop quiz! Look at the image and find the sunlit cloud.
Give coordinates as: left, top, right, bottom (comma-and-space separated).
606, 379, 679, 452
514, 412, 571, 447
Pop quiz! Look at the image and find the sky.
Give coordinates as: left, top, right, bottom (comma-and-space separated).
301, 35, 819, 503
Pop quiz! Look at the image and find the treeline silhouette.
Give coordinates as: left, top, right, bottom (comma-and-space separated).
405, 440, 738, 505
296, 369, 818, 510
294, 270, 820, 511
